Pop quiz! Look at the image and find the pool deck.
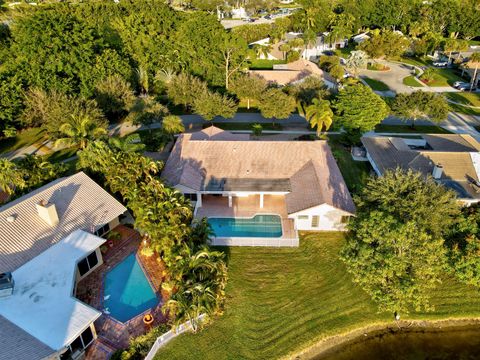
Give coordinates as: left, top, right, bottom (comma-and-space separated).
196, 195, 297, 242
76, 225, 167, 359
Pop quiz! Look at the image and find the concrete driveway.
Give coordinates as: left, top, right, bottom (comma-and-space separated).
358, 62, 419, 94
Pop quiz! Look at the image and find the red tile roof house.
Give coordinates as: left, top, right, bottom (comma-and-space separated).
162, 127, 355, 247
0, 172, 127, 360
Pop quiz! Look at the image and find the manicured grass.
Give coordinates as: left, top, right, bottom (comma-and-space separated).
202, 122, 284, 131
449, 103, 480, 116
422, 68, 465, 87
335, 44, 355, 57
402, 75, 424, 87
444, 92, 480, 107
367, 63, 390, 71
375, 124, 452, 134
249, 59, 286, 70
361, 77, 390, 91
400, 56, 430, 67
154, 233, 480, 360
328, 136, 371, 193
0, 127, 47, 155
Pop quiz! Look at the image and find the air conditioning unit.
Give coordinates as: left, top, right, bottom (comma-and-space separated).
71, 349, 85, 360
0, 273, 14, 298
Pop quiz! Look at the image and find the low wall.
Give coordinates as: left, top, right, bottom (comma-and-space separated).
145, 314, 206, 360
212, 237, 299, 247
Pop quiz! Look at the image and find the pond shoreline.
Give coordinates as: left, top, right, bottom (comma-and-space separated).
293, 318, 480, 360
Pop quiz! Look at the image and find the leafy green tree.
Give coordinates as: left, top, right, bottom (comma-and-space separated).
326, 13, 355, 45
0, 159, 25, 195
392, 91, 449, 128
278, 43, 291, 61
251, 123, 263, 137
298, 98, 333, 135
167, 73, 208, 109
128, 96, 169, 129
466, 53, 480, 91
287, 76, 329, 104
17, 155, 68, 194
334, 84, 389, 133
258, 88, 296, 124
94, 75, 135, 122
162, 115, 185, 137
345, 50, 369, 75
229, 75, 267, 109
55, 110, 108, 149
136, 66, 149, 95
0, 73, 24, 136
341, 169, 460, 314
359, 30, 411, 59
193, 90, 238, 121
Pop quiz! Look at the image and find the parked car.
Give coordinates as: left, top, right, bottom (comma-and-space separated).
432, 61, 448, 67
457, 83, 477, 91
453, 81, 469, 88
264, 15, 272, 20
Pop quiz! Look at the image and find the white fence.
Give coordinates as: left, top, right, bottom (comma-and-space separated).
212, 237, 299, 247
144, 314, 206, 360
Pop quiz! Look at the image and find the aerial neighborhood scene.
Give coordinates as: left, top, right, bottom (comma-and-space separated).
0, 0, 480, 359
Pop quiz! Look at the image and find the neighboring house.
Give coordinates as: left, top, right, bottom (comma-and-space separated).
352, 32, 370, 44
0, 172, 127, 360
162, 127, 355, 246
361, 134, 480, 205
250, 32, 347, 61
249, 58, 336, 88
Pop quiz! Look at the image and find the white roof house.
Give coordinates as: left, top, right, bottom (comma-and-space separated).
0, 172, 127, 359
0, 230, 105, 351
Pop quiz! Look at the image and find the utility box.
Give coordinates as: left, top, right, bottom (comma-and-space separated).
0, 273, 14, 298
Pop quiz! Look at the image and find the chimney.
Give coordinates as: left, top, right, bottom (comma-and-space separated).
432, 164, 443, 179
36, 200, 59, 226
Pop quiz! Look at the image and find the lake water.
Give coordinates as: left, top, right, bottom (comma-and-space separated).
313, 325, 480, 360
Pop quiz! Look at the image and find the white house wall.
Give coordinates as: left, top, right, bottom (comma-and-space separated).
289, 204, 352, 231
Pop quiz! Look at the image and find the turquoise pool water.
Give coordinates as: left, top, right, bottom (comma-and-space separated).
104, 254, 158, 322
208, 214, 282, 238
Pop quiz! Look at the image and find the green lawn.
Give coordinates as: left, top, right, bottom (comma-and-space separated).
0, 127, 46, 155
449, 103, 480, 116
361, 77, 390, 91
154, 233, 480, 360
422, 68, 465, 87
402, 75, 424, 87
203, 122, 284, 131
375, 124, 452, 134
400, 56, 430, 67
328, 136, 371, 193
249, 59, 286, 70
444, 92, 480, 107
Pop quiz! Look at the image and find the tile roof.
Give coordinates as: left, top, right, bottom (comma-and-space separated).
163, 129, 355, 214
0, 315, 54, 360
361, 135, 480, 200
249, 59, 324, 86
0, 172, 127, 273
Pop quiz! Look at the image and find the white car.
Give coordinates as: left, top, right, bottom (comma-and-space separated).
453, 81, 469, 88
432, 61, 448, 67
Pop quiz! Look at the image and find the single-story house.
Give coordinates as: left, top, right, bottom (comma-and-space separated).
249, 58, 336, 88
361, 134, 480, 205
0, 172, 127, 360
249, 32, 347, 61
162, 127, 355, 246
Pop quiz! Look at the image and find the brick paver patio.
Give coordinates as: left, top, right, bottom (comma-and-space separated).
76, 225, 167, 359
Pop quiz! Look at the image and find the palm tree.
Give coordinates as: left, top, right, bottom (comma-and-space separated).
108, 134, 146, 153
55, 114, 108, 150
162, 115, 185, 138
467, 53, 480, 91
136, 66, 149, 95
253, 44, 272, 60
298, 98, 334, 136
278, 43, 291, 61
0, 159, 25, 195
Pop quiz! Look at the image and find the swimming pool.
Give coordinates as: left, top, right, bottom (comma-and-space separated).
104, 254, 158, 322
208, 214, 282, 238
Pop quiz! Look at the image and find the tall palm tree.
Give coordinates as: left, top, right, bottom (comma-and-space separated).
253, 44, 272, 59
55, 114, 108, 150
136, 66, 149, 95
468, 53, 480, 91
108, 134, 146, 153
0, 159, 25, 195
299, 98, 334, 136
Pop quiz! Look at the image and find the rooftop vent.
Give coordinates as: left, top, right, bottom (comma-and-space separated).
0, 273, 14, 298
36, 200, 59, 226
6, 215, 15, 223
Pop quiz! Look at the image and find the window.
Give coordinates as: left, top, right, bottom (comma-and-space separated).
60, 326, 95, 360
340, 216, 351, 224
298, 215, 309, 220
183, 193, 197, 201
77, 251, 99, 277
94, 223, 110, 237
311, 216, 319, 228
